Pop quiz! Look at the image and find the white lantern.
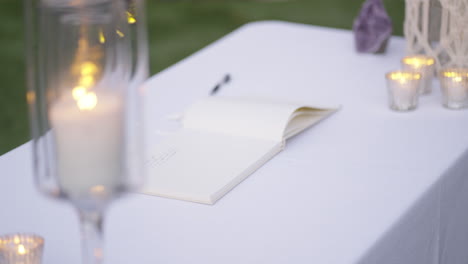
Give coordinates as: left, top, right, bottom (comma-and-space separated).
404, 0, 468, 70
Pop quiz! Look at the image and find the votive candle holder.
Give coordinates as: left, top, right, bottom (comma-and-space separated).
439, 68, 468, 109
0, 234, 44, 264
386, 70, 421, 111
401, 55, 435, 94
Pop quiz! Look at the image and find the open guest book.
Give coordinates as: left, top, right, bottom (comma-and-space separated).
142, 97, 339, 204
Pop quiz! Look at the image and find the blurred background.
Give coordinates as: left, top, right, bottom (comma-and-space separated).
0, 0, 404, 155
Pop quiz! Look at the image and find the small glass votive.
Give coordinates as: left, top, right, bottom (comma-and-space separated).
386, 71, 421, 111
401, 55, 435, 94
0, 234, 44, 264
439, 68, 468, 109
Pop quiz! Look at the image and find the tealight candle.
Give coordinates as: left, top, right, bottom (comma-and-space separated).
0, 234, 44, 264
401, 55, 435, 94
386, 71, 421, 111
439, 68, 468, 109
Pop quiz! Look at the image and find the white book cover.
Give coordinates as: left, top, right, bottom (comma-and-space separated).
142, 97, 339, 204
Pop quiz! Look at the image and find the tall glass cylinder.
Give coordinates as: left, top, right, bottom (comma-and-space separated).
24, 0, 147, 263
125, 0, 149, 88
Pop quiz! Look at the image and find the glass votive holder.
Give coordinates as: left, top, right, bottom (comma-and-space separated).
439, 68, 468, 109
386, 70, 421, 111
401, 55, 435, 94
0, 234, 44, 264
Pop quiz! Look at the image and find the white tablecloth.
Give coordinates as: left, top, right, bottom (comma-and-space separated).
2, 21, 468, 264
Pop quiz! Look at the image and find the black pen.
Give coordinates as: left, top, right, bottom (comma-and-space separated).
210, 74, 231, 95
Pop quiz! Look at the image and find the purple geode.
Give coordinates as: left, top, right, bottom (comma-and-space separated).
353, 0, 392, 53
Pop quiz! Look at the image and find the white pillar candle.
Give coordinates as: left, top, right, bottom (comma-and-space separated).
49, 89, 124, 198
439, 69, 468, 109
386, 71, 421, 111
401, 55, 435, 94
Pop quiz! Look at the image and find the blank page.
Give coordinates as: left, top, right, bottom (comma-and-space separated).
143, 129, 281, 204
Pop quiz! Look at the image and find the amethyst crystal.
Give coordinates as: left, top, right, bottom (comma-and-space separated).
353, 0, 392, 53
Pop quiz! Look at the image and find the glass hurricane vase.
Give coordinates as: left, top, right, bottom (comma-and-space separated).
24, 0, 148, 263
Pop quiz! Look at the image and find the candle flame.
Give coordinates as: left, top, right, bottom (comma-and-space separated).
72, 86, 87, 100
17, 244, 27, 255
79, 75, 95, 87
442, 70, 468, 82
76, 92, 98, 110
389, 72, 421, 81
127, 11, 137, 24
403, 56, 435, 68
116, 30, 125, 38
71, 61, 100, 111
99, 30, 106, 44
80, 62, 99, 76
443, 72, 456, 78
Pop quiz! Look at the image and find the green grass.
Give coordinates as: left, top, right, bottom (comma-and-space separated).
0, 0, 404, 155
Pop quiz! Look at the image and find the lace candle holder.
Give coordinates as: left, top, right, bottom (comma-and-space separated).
439, 68, 468, 109
0, 234, 44, 264
386, 71, 421, 111
401, 55, 435, 94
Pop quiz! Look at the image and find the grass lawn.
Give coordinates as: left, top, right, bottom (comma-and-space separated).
0, 0, 404, 155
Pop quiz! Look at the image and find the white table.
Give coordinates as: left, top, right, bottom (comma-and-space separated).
2, 21, 468, 264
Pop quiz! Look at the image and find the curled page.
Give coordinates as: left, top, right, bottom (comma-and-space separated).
183, 97, 338, 142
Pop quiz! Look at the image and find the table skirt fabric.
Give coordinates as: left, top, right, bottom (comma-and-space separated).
358, 148, 468, 264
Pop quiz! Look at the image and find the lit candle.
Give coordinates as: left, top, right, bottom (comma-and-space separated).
49, 89, 124, 199
439, 68, 468, 109
386, 70, 421, 111
46, 59, 125, 199
0, 234, 44, 264
401, 55, 435, 94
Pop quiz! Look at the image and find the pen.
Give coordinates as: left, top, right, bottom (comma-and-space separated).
210, 73, 231, 95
